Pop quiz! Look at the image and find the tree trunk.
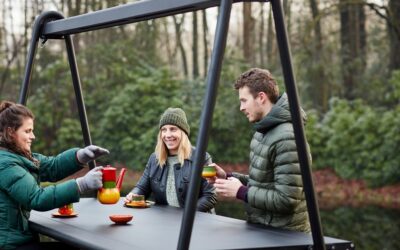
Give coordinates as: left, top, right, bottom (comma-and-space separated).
259, 3, 265, 66
0, 0, 24, 96
388, 0, 400, 71
173, 15, 188, 77
339, 0, 366, 100
243, 2, 255, 64
283, 0, 292, 39
162, 18, 174, 66
266, 7, 274, 65
202, 10, 209, 77
192, 11, 199, 78
309, 0, 329, 111
68, 0, 82, 53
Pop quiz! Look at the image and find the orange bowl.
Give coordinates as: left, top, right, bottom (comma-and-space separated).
109, 214, 133, 224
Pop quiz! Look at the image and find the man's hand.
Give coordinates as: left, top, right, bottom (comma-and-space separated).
77, 145, 109, 164
213, 177, 243, 198
205, 163, 227, 184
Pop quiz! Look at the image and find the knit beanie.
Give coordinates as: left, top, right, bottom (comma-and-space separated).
159, 108, 190, 135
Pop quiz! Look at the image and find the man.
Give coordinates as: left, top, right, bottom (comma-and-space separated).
212, 68, 310, 232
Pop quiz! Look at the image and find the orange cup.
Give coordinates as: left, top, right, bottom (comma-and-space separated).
202, 165, 216, 178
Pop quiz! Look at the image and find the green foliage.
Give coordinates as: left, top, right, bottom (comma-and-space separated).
208, 60, 253, 163
7, 25, 400, 188
321, 207, 400, 250
306, 72, 400, 187
217, 201, 400, 250
95, 68, 184, 169
28, 59, 81, 154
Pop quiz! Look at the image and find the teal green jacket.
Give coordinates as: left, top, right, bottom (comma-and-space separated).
233, 93, 311, 233
0, 148, 83, 249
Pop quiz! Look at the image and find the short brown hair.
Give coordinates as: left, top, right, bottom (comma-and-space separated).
234, 68, 280, 103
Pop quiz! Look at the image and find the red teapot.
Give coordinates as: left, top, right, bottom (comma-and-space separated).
97, 165, 126, 204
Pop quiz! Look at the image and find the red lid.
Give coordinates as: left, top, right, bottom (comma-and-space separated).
102, 165, 116, 182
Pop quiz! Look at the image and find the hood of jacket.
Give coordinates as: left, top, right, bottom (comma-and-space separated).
253, 93, 307, 134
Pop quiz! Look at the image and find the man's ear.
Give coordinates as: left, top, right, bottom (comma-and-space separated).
257, 92, 268, 104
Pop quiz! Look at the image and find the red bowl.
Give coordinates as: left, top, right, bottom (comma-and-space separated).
109, 214, 133, 224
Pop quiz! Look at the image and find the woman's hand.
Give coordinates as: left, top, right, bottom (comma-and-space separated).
76, 166, 103, 194
76, 145, 109, 164
124, 192, 134, 203
124, 192, 142, 203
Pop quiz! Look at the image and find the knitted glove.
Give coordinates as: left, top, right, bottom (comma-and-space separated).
76, 145, 109, 164
76, 166, 103, 194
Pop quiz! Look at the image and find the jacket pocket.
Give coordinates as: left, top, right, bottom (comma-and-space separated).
178, 176, 190, 196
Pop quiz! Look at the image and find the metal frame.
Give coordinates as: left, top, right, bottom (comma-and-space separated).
18, 0, 351, 249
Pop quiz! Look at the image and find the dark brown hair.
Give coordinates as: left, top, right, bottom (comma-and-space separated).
0, 100, 37, 163
234, 68, 280, 103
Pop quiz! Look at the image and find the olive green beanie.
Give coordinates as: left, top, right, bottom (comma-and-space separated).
159, 108, 190, 135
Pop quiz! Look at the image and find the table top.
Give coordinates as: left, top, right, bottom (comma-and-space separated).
29, 198, 353, 250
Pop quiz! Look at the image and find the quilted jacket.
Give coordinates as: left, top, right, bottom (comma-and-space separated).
233, 93, 311, 232
0, 148, 82, 249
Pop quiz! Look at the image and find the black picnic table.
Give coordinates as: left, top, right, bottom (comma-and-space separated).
29, 198, 353, 250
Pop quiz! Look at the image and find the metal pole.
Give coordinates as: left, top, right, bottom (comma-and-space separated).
64, 35, 95, 169
20, 10, 95, 169
270, 0, 326, 249
19, 11, 64, 105
177, 0, 232, 249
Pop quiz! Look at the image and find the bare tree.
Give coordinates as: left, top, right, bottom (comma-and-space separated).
339, 0, 366, 100
243, 2, 255, 64
388, 0, 400, 71
0, 0, 26, 97
308, 0, 329, 111
192, 11, 199, 78
258, 3, 265, 66
202, 10, 209, 77
351, 1, 400, 73
161, 18, 174, 67
266, 6, 274, 66
283, 0, 292, 39
173, 15, 188, 77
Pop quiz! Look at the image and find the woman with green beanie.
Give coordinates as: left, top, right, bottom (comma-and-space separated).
125, 107, 217, 212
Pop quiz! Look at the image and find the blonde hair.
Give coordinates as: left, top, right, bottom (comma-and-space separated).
155, 128, 192, 167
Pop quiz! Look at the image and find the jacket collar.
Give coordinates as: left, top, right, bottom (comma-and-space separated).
0, 149, 39, 171
253, 93, 307, 134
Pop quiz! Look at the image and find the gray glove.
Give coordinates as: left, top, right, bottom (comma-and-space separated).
76, 166, 103, 194
76, 145, 109, 164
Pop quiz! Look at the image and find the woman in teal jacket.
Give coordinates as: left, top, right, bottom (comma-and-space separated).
0, 101, 109, 249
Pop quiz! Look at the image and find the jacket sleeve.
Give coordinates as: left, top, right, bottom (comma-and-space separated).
132, 154, 154, 199
35, 148, 83, 182
247, 139, 305, 213
232, 172, 250, 185
196, 180, 217, 212
0, 161, 80, 211
196, 152, 217, 212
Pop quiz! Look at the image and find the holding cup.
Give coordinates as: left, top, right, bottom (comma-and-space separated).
130, 194, 146, 207
202, 165, 216, 178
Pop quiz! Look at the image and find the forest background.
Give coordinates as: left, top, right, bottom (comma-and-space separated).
2, 0, 400, 248
1, 1, 400, 197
